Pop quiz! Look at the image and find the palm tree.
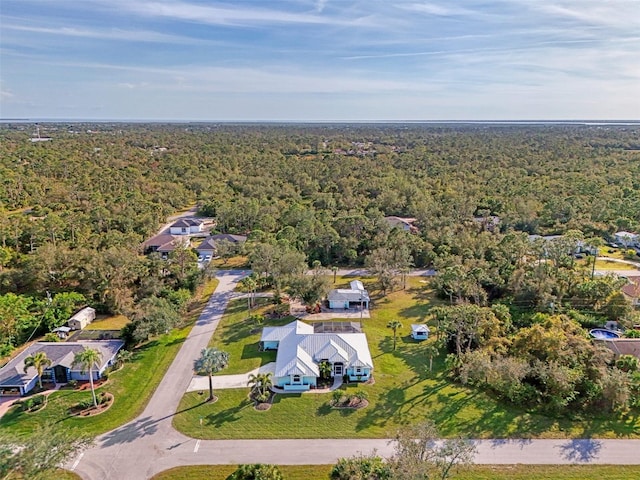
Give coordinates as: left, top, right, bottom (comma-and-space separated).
586, 237, 605, 280
387, 320, 403, 351
318, 360, 333, 380
115, 349, 133, 369
72, 348, 103, 408
424, 343, 439, 372
23, 351, 52, 389
247, 372, 273, 401
194, 348, 230, 401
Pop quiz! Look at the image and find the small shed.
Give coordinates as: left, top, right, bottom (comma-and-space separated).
411, 324, 430, 341
68, 307, 96, 331
52, 326, 71, 339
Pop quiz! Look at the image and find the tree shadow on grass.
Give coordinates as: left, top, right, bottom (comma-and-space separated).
398, 304, 433, 320
355, 387, 406, 432
164, 336, 187, 347
240, 343, 276, 365
205, 398, 252, 428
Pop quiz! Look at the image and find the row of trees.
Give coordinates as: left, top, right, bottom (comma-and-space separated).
431, 305, 640, 413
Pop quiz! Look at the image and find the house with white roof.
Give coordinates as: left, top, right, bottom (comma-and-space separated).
411, 324, 430, 341
0, 340, 124, 396
260, 320, 373, 391
67, 306, 96, 330
614, 231, 639, 248
327, 280, 370, 310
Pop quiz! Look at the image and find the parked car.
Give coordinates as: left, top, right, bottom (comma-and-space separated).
197, 255, 205, 262
204, 254, 212, 262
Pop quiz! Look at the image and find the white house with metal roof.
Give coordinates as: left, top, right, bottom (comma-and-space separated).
614, 231, 639, 248
0, 340, 124, 396
260, 320, 373, 391
327, 280, 370, 310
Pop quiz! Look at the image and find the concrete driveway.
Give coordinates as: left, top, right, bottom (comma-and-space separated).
186, 363, 276, 392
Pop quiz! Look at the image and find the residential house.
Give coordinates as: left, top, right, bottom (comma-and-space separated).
411, 324, 430, 341
622, 277, 640, 307
328, 280, 370, 310
260, 320, 373, 391
598, 339, 640, 360
614, 231, 639, 248
142, 234, 190, 257
384, 216, 418, 233
0, 340, 124, 396
67, 307, 96, 331
196, 234, 247, 258
169, 218, 204, 235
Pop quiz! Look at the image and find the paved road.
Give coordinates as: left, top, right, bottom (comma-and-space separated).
72, 271, 244, 480
71, 270, 640, 479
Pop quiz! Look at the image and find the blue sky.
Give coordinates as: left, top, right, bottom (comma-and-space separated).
1, 0, 639, 120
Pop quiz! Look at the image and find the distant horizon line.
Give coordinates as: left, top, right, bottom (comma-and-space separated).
2, 118, 640, 125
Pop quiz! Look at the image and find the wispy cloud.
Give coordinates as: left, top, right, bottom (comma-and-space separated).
114, 0, 376, 28
397, 2, 478, 17
2, 23, 209, 45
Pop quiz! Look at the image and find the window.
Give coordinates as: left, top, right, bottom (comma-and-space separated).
293, 375, 301, 383
355, 367, 362, 374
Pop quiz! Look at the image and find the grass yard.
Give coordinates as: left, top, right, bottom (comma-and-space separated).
173, 276, 640, 440
150, 464, 640, 480
206, 297, 286, 374
0, 279, 219, 439
152, 465, 332, 480
47, 470, 82, 480
86, 314, 130, 330
594, 259, 639, 271
211, 255, 250, 268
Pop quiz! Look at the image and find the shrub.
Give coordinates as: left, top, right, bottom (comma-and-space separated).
68, 379, 78, 388
332, 390, 344, 405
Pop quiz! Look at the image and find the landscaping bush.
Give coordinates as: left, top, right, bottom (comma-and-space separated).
21, 395, 46, 412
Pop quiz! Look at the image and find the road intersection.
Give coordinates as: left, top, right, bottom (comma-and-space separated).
71, 270, 640, 480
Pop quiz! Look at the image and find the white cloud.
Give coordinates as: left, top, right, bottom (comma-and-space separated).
116, 0, 376, 27
2, 23, 209, 45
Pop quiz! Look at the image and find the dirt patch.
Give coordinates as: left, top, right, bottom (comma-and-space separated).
331, 399, 369, 410
250, 391, 275, 411
75, 378, 109, 391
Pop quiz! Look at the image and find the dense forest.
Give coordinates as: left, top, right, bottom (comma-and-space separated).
1, 123, 640, 411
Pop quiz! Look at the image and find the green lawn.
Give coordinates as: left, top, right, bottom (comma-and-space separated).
1, 279, 219, 439
594, 259, 639, 270
206, 297, 286, 375
152, 465, 331, 480
173, 277, 640, 440
86, 314, 130, 330
151, 464, 640, 480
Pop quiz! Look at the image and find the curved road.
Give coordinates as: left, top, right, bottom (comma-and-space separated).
71, 270, 640, 480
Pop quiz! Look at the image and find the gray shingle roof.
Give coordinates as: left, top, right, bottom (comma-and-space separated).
0, 340, 124, 388
171, 218, 203, 228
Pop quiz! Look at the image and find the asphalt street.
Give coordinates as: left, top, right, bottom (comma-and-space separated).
70, 269, 640, 480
